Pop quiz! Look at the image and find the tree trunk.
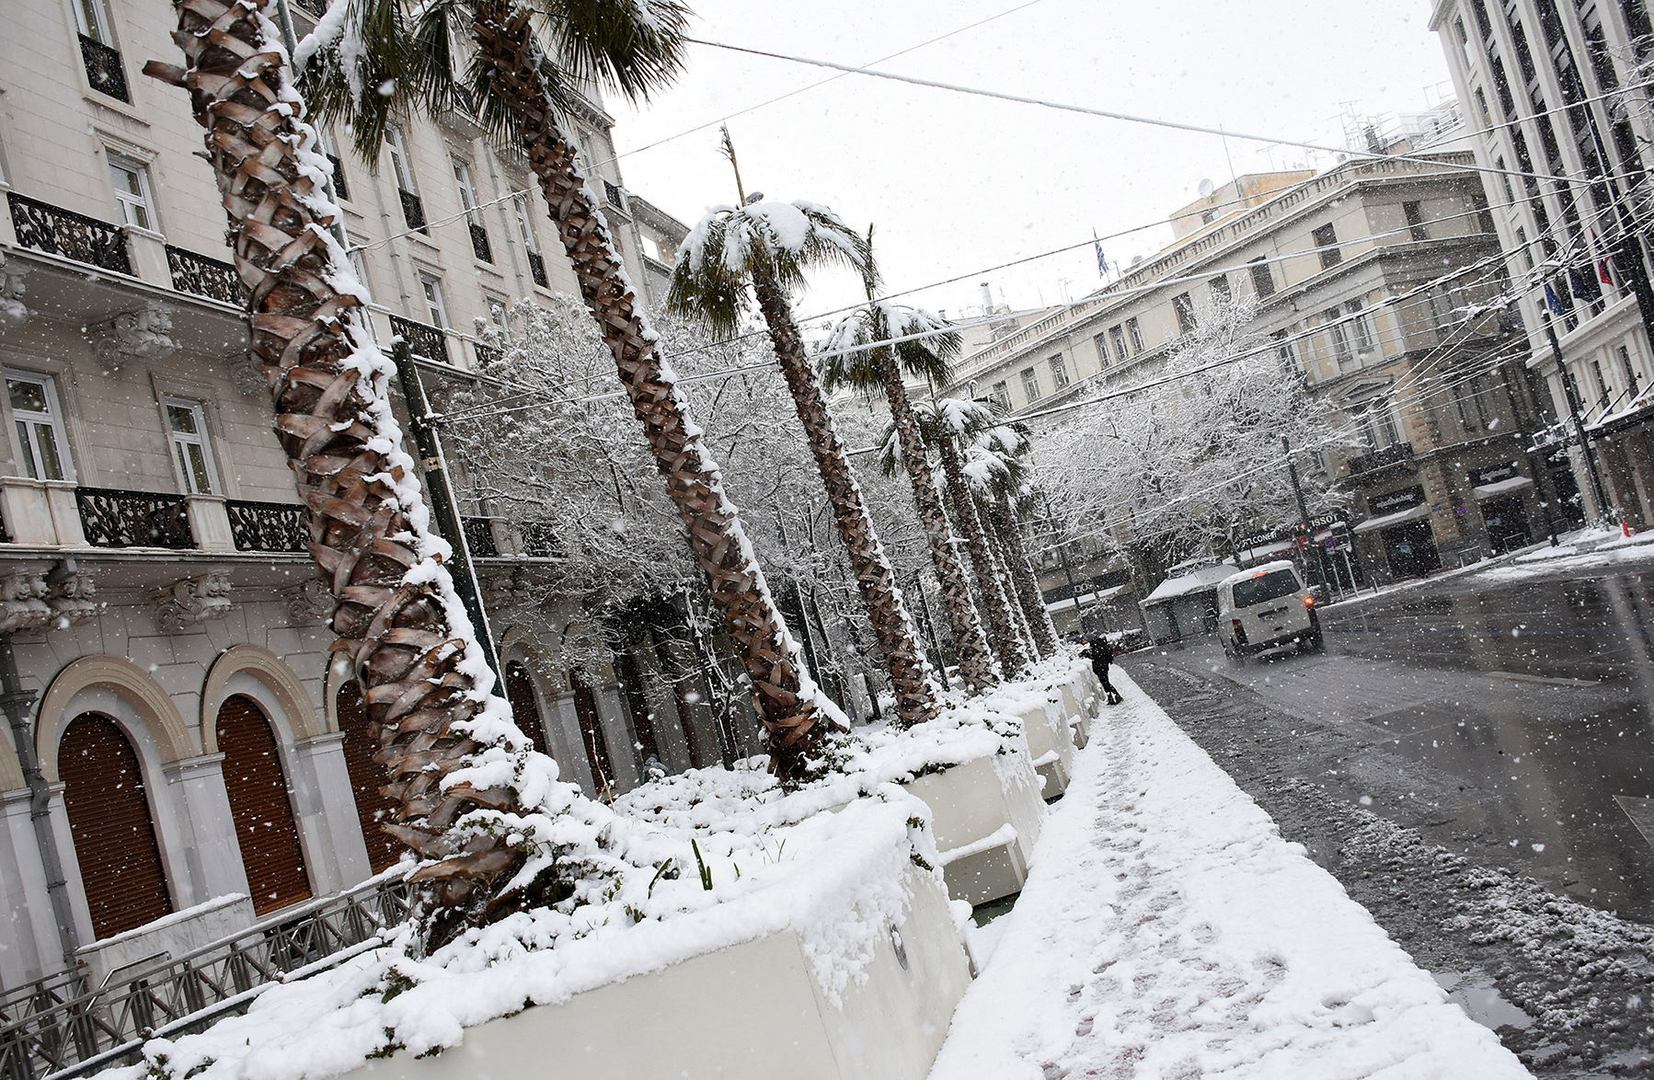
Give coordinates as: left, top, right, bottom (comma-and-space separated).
982, 517, 1037, 658
155, 0, 524, 935
748, 265, 939, 728
877, 352, 997, 693
991, 496, 1059, 657
937, 438, 1029, 676
472, 8, 834, 779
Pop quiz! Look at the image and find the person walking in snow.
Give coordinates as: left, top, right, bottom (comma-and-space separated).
1083, 636, 1123, 706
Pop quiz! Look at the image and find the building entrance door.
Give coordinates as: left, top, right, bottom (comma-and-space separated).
1381, 519, 1442, 578
1481, 495, 1532, 554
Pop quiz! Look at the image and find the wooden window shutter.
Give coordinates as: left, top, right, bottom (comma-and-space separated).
59, 713, 172, 939
335, 681, 402, 873
504, 662, 552, 759
215, 695, 312, 915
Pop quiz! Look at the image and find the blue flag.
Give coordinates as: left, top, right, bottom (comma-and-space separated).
1094, 233, 1108, 278
1544, 281, 1569, 316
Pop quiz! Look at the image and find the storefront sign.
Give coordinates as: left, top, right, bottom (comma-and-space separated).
1235, 511, 1342, 552
1469, 461, 1522, 487
1369, 485, 1425, 515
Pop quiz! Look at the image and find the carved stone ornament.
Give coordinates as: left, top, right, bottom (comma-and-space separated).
0, 570, 52, 634
229, 354, 266, 396
47, 561, 102, 627
0, 251, 28, 328
92, 301, 176, 370
281, 576, 334, 624
152, 571, 232, 633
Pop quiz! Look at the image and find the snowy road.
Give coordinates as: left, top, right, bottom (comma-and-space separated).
1119, 566, 1654, 1076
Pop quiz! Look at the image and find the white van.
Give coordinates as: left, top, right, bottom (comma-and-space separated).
1216, 560, 1323, 660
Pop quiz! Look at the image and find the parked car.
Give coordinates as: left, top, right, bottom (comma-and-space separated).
1216, 561, 1323, 661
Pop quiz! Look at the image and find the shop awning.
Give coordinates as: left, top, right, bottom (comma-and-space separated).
1472, 476, 1533, 499
1352, 503, 1432, 534
1045, 583, 1130, 613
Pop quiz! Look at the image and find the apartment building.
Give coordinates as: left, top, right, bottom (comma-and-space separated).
1431, 0, 1654, 525
0, 0, 734, 1000
950, 151, 1559, 595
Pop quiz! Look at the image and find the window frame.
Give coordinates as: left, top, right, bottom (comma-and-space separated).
5, 368, 76, 482
1107, 325, 1127, 363
1248, 257, 1276, 298
1312, 223, 1342, 269
989, 380, 1011, 411
107, 153, 156, 232
384, 123, 417, 194
419, 274, 450, 328
1324, 308, 1353, 367
1344, 299, 1375, 353
1402, 200, 1429, 242
162, 396, 222, 496
451, 156, 482, 222
72, 0, 116, 45
1125, 317, 1145, 354
1021, 366, 1042, 403
1172, 292, 1197, 335
1050, 353, 1071, 391
512, 193, 540, 253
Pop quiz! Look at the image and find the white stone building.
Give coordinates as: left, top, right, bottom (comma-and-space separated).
0, 0, 738, 1013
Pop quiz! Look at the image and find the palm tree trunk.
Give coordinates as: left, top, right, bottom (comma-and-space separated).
982, 517, 1037, 658
471, 7, 835, 778
991, 496, 1059, 657
748, 265, 939, 728
937, 438, 1029, 676
877, 352, 996, 693
154, 0, 525, 934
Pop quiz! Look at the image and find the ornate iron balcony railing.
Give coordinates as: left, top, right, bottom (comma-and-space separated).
226, 500, 307, 552
77, 35, 129, 103
397, 189, 426, 233
1345, 441, 1415, 477
603, 180, 627, 212
0, 874, 413, 1080
473, 342, 502, 368
526, 251, 549, 289
520, 521, 561, 558
461, 516, 499, 558
75, 488, 193, 549
388, 315, 449, 364
468, 222, 493, 263
166, 246, 244, 306
325, 153, 350, 201
7, 194, 132, 276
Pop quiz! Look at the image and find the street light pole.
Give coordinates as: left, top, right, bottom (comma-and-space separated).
1282, 436, 1333, 592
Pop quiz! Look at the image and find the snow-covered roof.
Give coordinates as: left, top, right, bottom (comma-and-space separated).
1045, 583, 1131, 613
1141, 562, 1239, 604
1217, 560, 1297, 592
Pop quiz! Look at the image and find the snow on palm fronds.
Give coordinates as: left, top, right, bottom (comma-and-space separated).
669, 199, 870, 334
821, 301, 962, 392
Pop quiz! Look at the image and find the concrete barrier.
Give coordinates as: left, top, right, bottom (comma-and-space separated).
902, 739, 1045, 906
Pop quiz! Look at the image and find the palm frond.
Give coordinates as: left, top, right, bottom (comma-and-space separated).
539, 0, 691, 103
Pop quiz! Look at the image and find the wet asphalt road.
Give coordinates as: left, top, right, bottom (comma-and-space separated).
1123, 563, 1654, 923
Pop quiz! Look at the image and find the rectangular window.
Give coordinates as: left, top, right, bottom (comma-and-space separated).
1249, 256, 1276, 298
452, 158, 481, 220
1271, 329, 1295, 365
1325, 308, 1353, 366
1403, 200, 1429, 242
512, 194, 539, 253
1475, 88, 1493, 127
385, 124, 416, 193
1172, 292, 1197, 335
1620, 344, 1640, 390
1496, 158, 1514, 205
1312, 223, 1342, 269
1344, 299, 1375, 352
107, 154, 154, 231
989, 380, 1011, 411
1050, 354, 1070, 390
1515, 226, 1534, 269
1592, 359, 1612, 411
1454, 384, 1480, 433
1472, 374, 1496, 428
1125, 317, 1144, 354
1021, 366, 1041, 402
420, 274, 449, 328
316, 128, 350, 201
1209, 273, 1231, 306
1455, 17, 1475, 67
6, 370, 73, 482
164, 398, 220, 495
1107, 326, 1127, 363
74, 0, 114, 42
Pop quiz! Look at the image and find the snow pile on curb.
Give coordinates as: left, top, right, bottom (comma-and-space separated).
928, 669, 1531, 1079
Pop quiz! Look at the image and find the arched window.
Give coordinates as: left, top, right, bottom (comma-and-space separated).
215, 695, 311, 914
570, 673, 616, 793
503, 662, 552, 759
335, 681, 402, 873
59, 713, 172, 939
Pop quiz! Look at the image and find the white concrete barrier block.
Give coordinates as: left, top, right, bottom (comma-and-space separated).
353, 856, 971, 1080
902, 743, 1045, 907
1019, 701, 1076, 798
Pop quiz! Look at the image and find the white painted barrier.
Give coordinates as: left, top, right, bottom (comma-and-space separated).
902, 740, 1046, 906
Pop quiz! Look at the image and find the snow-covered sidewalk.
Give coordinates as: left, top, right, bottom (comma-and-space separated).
927, 669, 1531, 1079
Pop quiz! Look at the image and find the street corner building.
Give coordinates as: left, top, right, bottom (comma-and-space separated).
0, 0, 760, 1054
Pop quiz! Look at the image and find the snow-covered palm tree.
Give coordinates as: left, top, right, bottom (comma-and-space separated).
294, 0, 841, 781
888, 398, 1029, 676
822, 250, 997, 694
670, 192, 939, 728
963, 429, 1060, 659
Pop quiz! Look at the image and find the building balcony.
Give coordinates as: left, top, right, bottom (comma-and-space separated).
387, 314, 450, 364
0, 478, 308, 557
462, 516, 562, 561
165, 245, 245, 306
1344, 442, 1414, 478
7, 194, 132, 276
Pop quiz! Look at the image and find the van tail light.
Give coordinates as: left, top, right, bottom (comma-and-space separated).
1303, 595, 1316, 608
1231, 619, 1246, 644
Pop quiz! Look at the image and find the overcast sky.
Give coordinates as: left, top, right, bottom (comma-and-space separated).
608, 0, 1456, 330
